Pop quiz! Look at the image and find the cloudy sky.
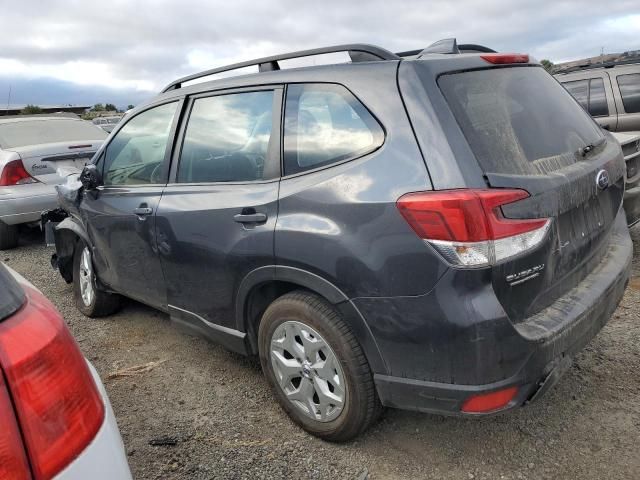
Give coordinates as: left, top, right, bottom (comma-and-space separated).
0, 0, 638, 108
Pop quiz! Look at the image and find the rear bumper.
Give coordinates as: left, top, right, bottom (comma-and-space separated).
363, 212, 632, 415
0, 184, 57, 225
54, 362, 132, 480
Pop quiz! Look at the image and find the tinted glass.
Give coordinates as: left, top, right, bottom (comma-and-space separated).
617, 73, 640, 113
563, 79, 589, 110
283, 84, 384, 175
0, 119, 106, 149
103, 102, 177, 186
0, 263, 25, 322
177, 91, 274, 183
588, 78, 609, 117
439, 67, 603, 175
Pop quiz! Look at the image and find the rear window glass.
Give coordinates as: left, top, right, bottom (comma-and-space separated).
617, 73, 640, 114
0, 264, 24, 322
0, 119, 107, 149
439, 67, 603, 175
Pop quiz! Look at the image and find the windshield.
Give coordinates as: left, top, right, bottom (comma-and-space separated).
439, 66, 604, 175
0, 119, 107, 149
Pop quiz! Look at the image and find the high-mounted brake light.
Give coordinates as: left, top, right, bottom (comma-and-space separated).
0, 282, 104, 480
397, 189, 550, 267
480, 53, 530, 64
0, 160, 39, 187
0, 371, 31, 480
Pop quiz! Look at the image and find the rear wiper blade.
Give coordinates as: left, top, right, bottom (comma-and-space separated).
578, 137, 606, 157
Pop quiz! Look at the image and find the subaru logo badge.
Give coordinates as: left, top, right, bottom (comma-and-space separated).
596, 170, 609, 190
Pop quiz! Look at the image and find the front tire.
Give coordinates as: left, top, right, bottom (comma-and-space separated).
73, 240, 121, 317
0, 222, 19, 250
259, 291, 382, 442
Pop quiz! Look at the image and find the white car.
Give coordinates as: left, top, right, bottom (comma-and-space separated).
0, 262, 132, 480
0, 116, 107, 249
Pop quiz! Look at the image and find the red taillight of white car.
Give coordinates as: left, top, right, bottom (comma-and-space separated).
0, 283, 104, 480
397, 189, 551, 267
0, 160, 39, 186
0, 371, 31, 480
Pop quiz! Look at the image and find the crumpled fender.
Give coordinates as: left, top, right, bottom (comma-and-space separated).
51, 217, 91, 283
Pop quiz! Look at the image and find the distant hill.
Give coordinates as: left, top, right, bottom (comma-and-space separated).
0, 77, 152, 111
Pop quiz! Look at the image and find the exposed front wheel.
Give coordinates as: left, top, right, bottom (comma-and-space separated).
0, 222, 19, 250
259, 291, 382, 442
73, 241, 121, 317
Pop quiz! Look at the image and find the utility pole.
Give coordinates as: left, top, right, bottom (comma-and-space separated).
5, 85, 10, 115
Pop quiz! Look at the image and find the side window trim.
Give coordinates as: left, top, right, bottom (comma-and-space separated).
281, 82, 385, 178
168, 86, 283, 185
100, 97, 185, 189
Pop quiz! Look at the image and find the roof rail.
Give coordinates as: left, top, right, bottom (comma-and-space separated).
396, 38, 496, 58
161, 44, 401, 92
555, 57, 640, 74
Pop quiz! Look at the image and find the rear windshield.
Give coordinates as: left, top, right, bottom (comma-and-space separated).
439, 66, 604, 175
0, 119, 107, 149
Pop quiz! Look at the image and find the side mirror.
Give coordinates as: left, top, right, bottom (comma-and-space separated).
80, 164, 101, 190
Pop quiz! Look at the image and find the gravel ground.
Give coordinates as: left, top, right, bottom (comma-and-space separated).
2, 225, 639, 480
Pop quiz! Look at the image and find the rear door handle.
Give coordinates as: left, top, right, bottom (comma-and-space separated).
133, 207, 153, 216
234, 212, 267, 223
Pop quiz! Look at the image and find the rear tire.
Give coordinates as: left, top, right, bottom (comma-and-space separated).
73, 240, 121, 317
259, 291, 382, 442
0, 222, 19, 250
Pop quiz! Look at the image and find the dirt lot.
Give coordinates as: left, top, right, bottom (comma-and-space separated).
2, 226, 639, 480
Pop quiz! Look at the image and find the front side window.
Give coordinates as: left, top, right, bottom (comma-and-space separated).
177, 91, 274, 183
103, 102, 177, 186
617, 73, 640, 113
283, 84, 384, 175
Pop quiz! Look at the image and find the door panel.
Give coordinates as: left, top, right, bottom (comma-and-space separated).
82, 186, 166, 308
156, 182, 279, 328
158, 87, 282, 331
79, 100, 182, 309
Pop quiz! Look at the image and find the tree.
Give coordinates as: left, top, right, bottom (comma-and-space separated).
127, 104, 135, 110
540, 59, 555, 73
21, 105, 42, 115
104, 103, 117, 111
91, 103, 105, 112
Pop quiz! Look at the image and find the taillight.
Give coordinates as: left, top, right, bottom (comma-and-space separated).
397, 189, 550, 267
0, 160, 39, 186
480, 53, 530, 64
461, 386, 519, 413
0, 371, 31, 480
0, 283, 104, 480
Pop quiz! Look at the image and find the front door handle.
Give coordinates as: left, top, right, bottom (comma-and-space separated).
133, 207, 153, 216
234, 212, 267, 224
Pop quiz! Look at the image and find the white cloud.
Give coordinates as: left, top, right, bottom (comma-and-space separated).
0, 0, 638, 96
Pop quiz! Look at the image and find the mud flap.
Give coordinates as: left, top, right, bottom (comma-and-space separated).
526, 354, 573, 404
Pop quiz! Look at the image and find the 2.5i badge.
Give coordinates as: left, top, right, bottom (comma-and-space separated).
506, 264, 545, 286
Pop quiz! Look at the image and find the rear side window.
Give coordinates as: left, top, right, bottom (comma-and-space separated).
439, 67, 603, 175
617, 74, 640, 113
283, 84, 384, 175
588, 78, 609, 117
562, 78, 609, 117
177, 91, 274, 183
0, 119, 106, 149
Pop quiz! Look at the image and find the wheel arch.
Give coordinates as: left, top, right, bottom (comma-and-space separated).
52, 217, 91, 283
236, 266, 388, 374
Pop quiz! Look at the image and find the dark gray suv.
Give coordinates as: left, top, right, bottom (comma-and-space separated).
44, 40, 633, 441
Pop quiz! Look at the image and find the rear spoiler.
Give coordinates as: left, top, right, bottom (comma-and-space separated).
396, 38, 497, 58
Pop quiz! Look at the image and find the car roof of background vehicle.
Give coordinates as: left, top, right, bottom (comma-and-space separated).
0, 116, 90, 125
555, 59, 640, 76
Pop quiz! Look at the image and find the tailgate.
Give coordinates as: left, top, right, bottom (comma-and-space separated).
438, 65, 626, 322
